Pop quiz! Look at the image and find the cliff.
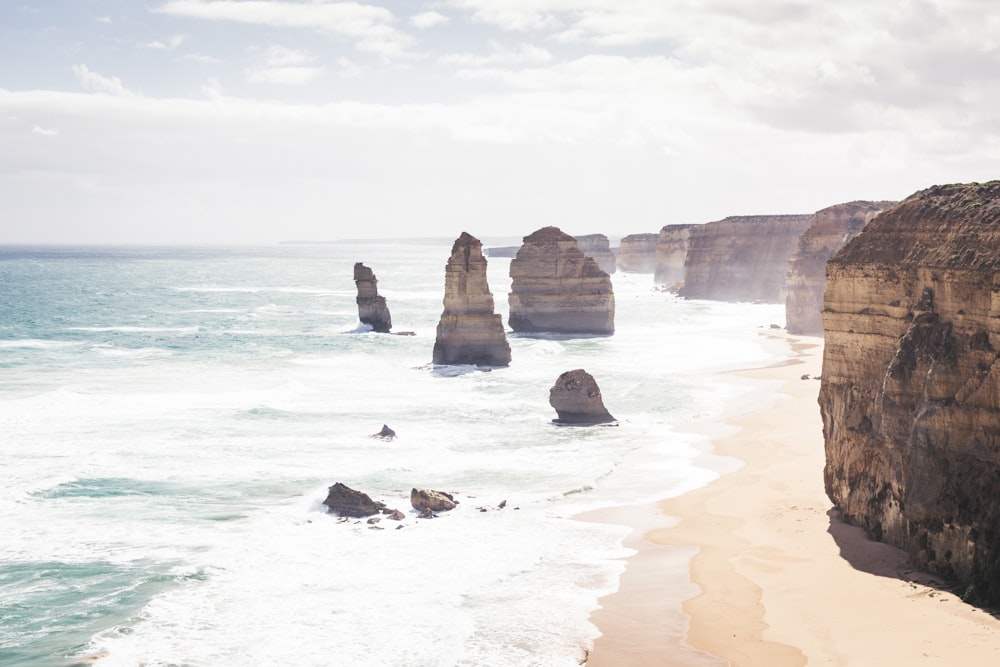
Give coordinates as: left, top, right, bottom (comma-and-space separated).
432, 232, 511, 367
819, 181, 1000, 604
616, 233, 658, 273
678, 214, 812, 303
353, 263, 392, 332
574, 234, 616, 274
654, 224, 696, 288
508, 226, 615, 335
785, 201, 896, 335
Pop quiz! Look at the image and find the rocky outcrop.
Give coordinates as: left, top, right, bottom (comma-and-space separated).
323, 482, 386, 518
432, 233, 512, 367
654, 224, 696, 288
819, 181, 1000, 604
371, 424, 396, 440
508, 227, 615, 335
410, 488, 458, 512
616, 233, 658, 273
353, 263, 392, 332
549, 369, 616, 424
678, 214, 812, 303
574, 234, 616, 274
785, 201, 895, 335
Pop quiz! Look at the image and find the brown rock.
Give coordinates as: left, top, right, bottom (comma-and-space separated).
574, 234, 617, 274
410, 487, 458, 512
617, 233, 659, 273
353, 263, 392, 333
508, 227, 615, 335
322, 482, 386, 518
819, 181, 1000, 604
549, 369, 616, 424
654, 224, 696, 288
432, 232, 511, 367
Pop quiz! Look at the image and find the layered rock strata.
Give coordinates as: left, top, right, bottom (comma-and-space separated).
616, 233, 659, 273
549, 369, 615, 424
785, 201, 895, 335
574, 234, 616, 274
353, 262, 392, 332
654, 224, 696, 288
678, 214, 811, 303
432, 233, 512, 367
508, 227, 615, 335
819, 181, 1000, 604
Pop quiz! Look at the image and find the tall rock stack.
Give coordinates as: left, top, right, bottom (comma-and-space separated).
678, 214, 812, 303
819, 181, 1000, 604
785, 201, 895, 335
353, 262, 392, 333
654, 224, 695, 288
616, 233, 659, 273
508, 226, 615, 335
573, 234, 617, 274
432, 232, 511, 367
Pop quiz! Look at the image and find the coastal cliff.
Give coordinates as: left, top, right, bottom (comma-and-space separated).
616, 233, 658, 273
819, 181, 1000, 603
654, 224, 695, 288
785, 201, 895, 335
432, 232, 511, 367
574, 234, 616, 275
508, 227, 615, 335
678, 214, 811, 303
353, 263, 392, 332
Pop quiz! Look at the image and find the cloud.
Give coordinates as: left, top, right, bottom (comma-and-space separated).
155, 0, 416, 59
97, 15, 113, 24
411, 11, 448, 28
245, 45, 325, 85
181, 53, 224, 64
140, 34, 188, 50
439, 41, 552, 67
32, 125, 59, 136
72, 64, 132, 96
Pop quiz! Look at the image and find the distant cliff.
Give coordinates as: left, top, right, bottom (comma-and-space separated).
617, 233, 658, 273
819, 182, 1000, 604
654, 224, 695, 288
678, 214, 811, 303
574, 234, 616, 274
785, 201, 895, 335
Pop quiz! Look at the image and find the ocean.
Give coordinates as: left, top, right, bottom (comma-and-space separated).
0, 243, 787, 667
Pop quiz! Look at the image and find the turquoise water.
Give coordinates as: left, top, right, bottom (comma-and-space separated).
0, 244, 787, 666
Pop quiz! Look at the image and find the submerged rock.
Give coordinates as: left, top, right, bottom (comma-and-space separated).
323, 482, 386, 518
353, 263, 392, 333
549, 369, 616, 424
410, 488, 458, 512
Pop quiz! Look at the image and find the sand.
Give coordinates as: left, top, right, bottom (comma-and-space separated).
584, 332, 1000, 666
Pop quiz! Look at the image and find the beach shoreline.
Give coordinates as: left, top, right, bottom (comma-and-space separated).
583, 332, 1000, 666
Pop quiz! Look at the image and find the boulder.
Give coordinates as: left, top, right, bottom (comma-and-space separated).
323, 482, 386, 518
549, 369, 616, 424
432, 233, 512, 367
353, 263, 392, 333
410, 488, 458, 512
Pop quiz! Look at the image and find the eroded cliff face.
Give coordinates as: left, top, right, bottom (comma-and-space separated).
432, 232, 511, 367
820, 182, 1000, 603
617, 233, 659, 273
654, 224, 695, 288
509, 226, 615, 335
785, 201, 895, 335
678, 214, 811, 303
574, 234, 616, 274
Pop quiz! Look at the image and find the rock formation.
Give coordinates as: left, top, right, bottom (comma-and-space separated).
785, 201, 895, 335
574, 234, 617, 274
616, 233, 658, 273
549, 369, 616, 424
654, 224, 696, 288
678, 214, 812, 303
410, 488, 458, 512
353, 263, 392, 332
323, 482, 386, 518
432, 232, 512, 367
371, 424, 396, 440
508, 227, 615, 335
819, 181, 1000, 604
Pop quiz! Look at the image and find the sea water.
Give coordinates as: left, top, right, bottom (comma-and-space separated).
0, 243, 787, 667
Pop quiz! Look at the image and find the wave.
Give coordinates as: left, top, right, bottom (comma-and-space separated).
67, 326, 200, 334
0, 339, 84, 349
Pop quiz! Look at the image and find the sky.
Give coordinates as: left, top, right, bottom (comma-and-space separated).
1, 0, 998, 244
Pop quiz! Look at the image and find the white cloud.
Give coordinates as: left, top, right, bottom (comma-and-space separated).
140, 34, 188, 50
439, 41, 552, 67
32, 125, 59, 136
336, 57, 364, 78
97, 15, 113, 24
72, 64, 132, 96
412, 11, 448, 28
155, 0, 416, 59
245, 65, 326, 85
259, 45, 314, 67
181, 53, 223, 64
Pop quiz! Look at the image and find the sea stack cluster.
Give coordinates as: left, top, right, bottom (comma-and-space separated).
432, 232, 511, 367
819, 181, 1000, 604
353, 262, 392, 332
508, 226, 615, 335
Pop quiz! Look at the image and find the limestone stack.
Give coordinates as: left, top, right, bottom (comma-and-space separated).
654, 224, 696, 288
819, 181, 1000, 604
432, 232, 511, 367
353, 262, 392, 332
678, 214, 812, 303
785, 201, 895, 335
573, 234, 616, 274
616, 233, 659, 273
549, 369, 615, 424
508, 227, 615, 335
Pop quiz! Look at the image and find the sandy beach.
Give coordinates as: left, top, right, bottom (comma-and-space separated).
585, 332, 1000, 666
